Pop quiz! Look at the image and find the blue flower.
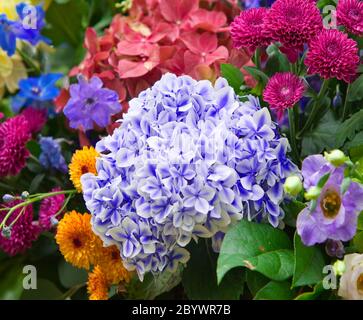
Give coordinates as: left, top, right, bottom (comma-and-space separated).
0, 14, 19, 56
80, 73, 298, 279
38, 137, 67, 173
12, 74, 62, 112
14, 3, 49, 45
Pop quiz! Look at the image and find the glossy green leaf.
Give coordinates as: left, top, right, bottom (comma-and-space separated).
221, 64, 244, 94
254, 281, 296, 300
58, 260, 88, 289
217, 220, 293, 284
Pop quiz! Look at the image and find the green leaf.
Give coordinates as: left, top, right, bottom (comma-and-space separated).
0, 260, 24, 300
282, 200, 306, 228
58, 260, 88, 289
301, 110, 341, 156
243, 66, 269, 86
353, 230, 363, 253
265, 44, 290, 74
336, 109, 363, 148
292, 233, 325, 287
294, 282, 326, 300
26, 141, 41, 157
358, 211, 363, 231
21, 279, 63, 300
348, 74, 363, 102
29, 174, 45, 194
126, 266, 183, 300
217, 220, 293, 284
254, 281, 296, 300
220, 64, 244, 94
182, 240, 244, 300
246, 270, 269, 296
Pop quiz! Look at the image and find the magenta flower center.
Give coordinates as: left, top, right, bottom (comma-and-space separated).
348, 8, 360, 20
320, 189, 341, 219
284, 7, 302, 22
326, 42, 339, 56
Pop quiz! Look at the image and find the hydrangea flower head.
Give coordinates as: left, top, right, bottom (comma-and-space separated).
230, 7, 271, 51
63, 76, 122, 131
81, 73, 297, 280
297, 155, 363, 246
305, 29, 360, 83
0, 114, 31, 177
337, 0, 363, 36
263, 72, 304, 120
265, 0, 322, 50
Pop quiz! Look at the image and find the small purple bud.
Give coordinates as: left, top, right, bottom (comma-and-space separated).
2, 194, 15, 203
333, 93, 342, 108
1, 226, 11, 239
325, 239, 345, 258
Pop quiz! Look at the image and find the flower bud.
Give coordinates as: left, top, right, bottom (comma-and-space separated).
283, 176, 303, 196
325, 239, 345, 258
333, 92, 342, 108
1, 226, 11, 239
324, 149, 348, 167
50, 216, 59, 227
21, 191, 30, 200
305, 186, 321, 200
333, 259, 346, 276
2, 194, 15, 203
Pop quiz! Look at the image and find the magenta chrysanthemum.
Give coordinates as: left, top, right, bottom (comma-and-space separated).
265, 0, 322, 50
21, 107, 47, 134
305, 29, 360, 83
230, 7, 271, 51
0, 115, 31, 177
39, 187, 65, 230
337, 0, 363, 36
263, 72, 305, 120
0, 200, 40, 256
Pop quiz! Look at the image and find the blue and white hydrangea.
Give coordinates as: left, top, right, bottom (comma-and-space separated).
81, 73, 297, 280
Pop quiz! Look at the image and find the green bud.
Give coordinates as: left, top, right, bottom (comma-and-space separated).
324, 149, 348, 167
332, 259, 346, 276
1, 226, 11, 239
305, 186, 321, 200
283, 176, 303, 196
21, 191, 30, 200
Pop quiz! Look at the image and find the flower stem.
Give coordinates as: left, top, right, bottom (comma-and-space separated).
288, 108, 300, 163
0, 190, 76, 229
254, 47, 261, 70
297, 79, 330, 139
342, 83, 351, 120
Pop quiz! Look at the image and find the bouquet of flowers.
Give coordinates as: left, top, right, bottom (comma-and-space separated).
1, 0, 363, 301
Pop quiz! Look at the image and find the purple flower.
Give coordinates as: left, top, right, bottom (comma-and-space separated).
297, 155, 363, 246
63, 76, 122, 131
38, 136, 67, 173
0, 14, 19, 56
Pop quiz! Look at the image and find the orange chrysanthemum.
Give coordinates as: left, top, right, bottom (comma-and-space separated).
95, 245, 131, 285
69, 146, 99, 192
87, 265, 109, 300
55, 211, 102, 269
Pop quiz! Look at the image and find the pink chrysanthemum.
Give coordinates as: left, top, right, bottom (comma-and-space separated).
0, 200, 40, 256
21, 107, 47, 134
265, 0, 322, 50
0, 115, 31, 177
337, 0, 363, 36
230, 8, 271, 51
263, 72, 305, 120
39, 187, 65, 230
305, 29, 360, 83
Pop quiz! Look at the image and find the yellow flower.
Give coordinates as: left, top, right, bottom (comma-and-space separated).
87, 265, 109, 300
0, 49, 27, 99
95, 245, 131, 285
55, 211, 102, 269
69, 146, 99, 192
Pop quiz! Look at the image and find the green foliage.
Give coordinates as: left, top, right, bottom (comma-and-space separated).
254, 281, 296, 300
0, 259, 25, 300
336, 109, 363, 147
301, 110, 341, 156
217, 220, 294, 284
220, 64, 244, 94
282, 200, 306, 228
265, 44, 290, 74
21, 279, 63, 300
126, 266, 183, 300
58, 260, 88, 289
246, 270, 269, 296
294, 282, 325, 300
348, 74, 363, 102
182, 240, 244, 300
292, 234, 325, 287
